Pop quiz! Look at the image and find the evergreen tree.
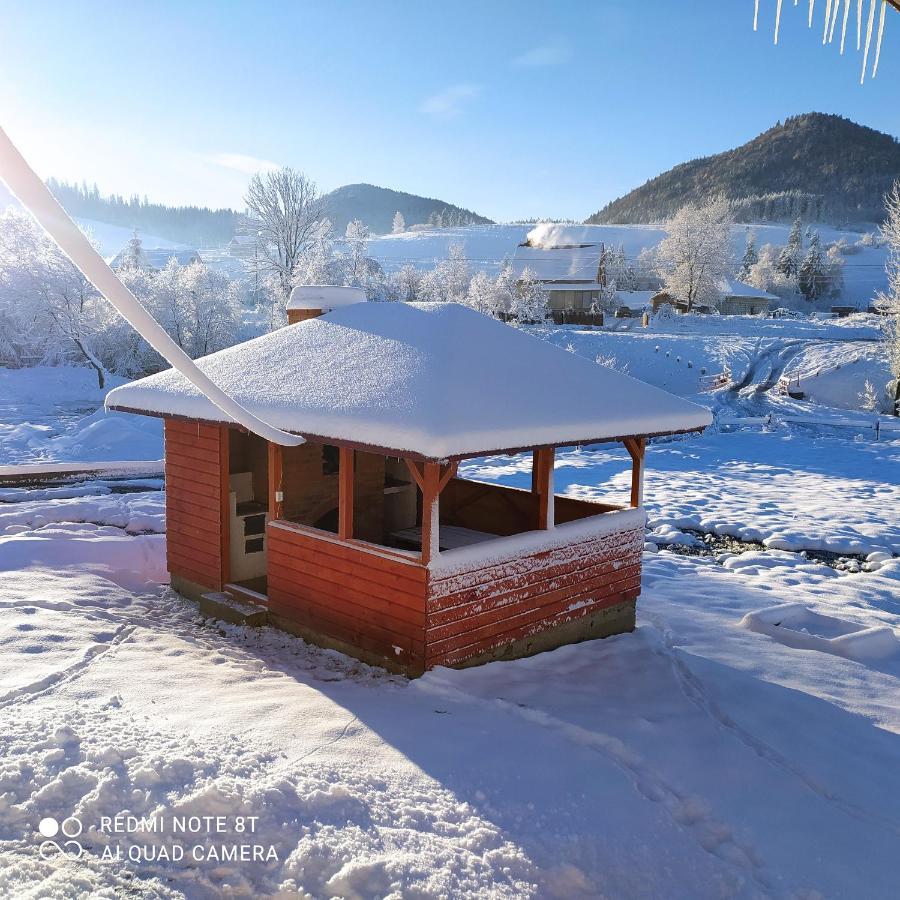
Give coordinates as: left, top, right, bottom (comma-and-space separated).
738, 231, 758, 280
776, 218, 803, 278
392, 211, 405, 234
798, 232, 827, 300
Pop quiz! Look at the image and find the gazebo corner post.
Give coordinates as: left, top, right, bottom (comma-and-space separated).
338, 446, 355, 540
420, 461, 441, 565
533, 447, 555, 530
624, 437, 646, 508
268, 441, 283, 521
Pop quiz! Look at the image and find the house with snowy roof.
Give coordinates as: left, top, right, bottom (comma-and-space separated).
511, 240, 606, 325
718, 279, 778, 315
106, 296, 710, 675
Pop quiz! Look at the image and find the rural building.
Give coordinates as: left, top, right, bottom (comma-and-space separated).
287, 284, 367, 323
511, 240, 606, 325
718, 279, 777, 315
107, 301, 710, 675
650, 280, 775, 316
110, 245, 202, 272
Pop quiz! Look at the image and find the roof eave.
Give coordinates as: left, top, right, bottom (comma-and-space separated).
108, 403, 709, 463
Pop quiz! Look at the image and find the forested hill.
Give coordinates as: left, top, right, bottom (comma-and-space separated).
322, 183, 492, 234
588, 113, 900, 226
46, 179, 241, 247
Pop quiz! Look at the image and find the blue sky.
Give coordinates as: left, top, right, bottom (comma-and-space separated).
1, 0, 897, 221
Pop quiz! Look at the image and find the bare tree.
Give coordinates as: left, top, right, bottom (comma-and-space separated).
244, 167, 325, 304
656, 197, 733, 311
878, 180, 900, 415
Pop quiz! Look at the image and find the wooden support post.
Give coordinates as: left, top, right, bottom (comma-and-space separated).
420, 461, 441, 565
219, 426, 230, 588
533, 447, 555, 529
338, 446, 355, 540
623, 437, 646, 508
267, 442, 283, 521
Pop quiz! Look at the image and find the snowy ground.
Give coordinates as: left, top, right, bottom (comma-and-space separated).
1, 315, 899, 897
1, 393, 899, 896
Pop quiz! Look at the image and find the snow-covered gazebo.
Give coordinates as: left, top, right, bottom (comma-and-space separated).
107, 302, 710, 674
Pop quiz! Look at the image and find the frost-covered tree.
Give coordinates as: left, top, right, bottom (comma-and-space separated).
244, 167, 324, 303
798, 232, 828, 301
418, 242, 470, 303
777, 218, 803, 279
878, 180, 900, 415
464, 270, 497, 316
656, 197, 733, 311
344, 219, 371, 286
392, 211, 406, 234
0, 209, 112, 385
746, 243, 796, 299
738, 230, 759, 280
117, 230, 147, 270
513, 267, 549, 324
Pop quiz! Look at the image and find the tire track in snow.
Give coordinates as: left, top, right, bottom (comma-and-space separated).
0, 623, 135, 709
646, 616, 900, 842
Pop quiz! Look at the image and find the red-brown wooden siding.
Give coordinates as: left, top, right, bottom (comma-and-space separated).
267, 522, 428, 671
424, 526, 644, 668
164, 418, 227, 591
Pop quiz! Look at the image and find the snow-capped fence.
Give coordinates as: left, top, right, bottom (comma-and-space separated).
717, 412, 899, 440
698, 367, 731, 392
0, 459, 164, 487
777, 360, 848, 396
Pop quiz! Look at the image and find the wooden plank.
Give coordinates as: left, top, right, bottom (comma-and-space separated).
438, 462, 458, 493
268, 548, 427, 612
268, 522, 428, 580
268, 568, 425, 628
429, 541, 641, 610
404, 458, 425, 491
428, 559, 641, 626
426, 585, 638, 664
267, 544, 425, 602
428, 529, 645, 600
624, 437, 646, 508
165, 463, 221, 490
268, 586, 425, 652
268, 442, 283, 520
533, 447, 555, 529
420, 461, 440, 565
426, 568, 641, 643
219, 426, 230, 587
338, 447, 354, 540
166, 490, 222, 516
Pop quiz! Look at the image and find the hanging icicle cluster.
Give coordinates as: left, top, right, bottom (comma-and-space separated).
752, 0, 894, 83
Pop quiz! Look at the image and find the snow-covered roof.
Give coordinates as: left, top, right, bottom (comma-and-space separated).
614, 290, 656, 311
106, 303, 711, 459
510, 244, 603, 284
287, 285, 367, 311
720, 279, 778, 301
544, 281, 604, 292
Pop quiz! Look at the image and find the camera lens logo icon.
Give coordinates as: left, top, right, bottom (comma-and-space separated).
38, 816, 84, 860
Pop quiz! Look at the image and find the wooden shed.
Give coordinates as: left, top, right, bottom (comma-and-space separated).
107, 302, 710, 675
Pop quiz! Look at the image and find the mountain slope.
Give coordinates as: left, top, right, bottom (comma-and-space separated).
322, 183, 492, 235
588, 113, 900, 225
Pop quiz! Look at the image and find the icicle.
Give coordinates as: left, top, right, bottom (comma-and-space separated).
858, 0, 864, 48
872, 0, 886, 77
775, 0, 784, 41
809, 0, 816, 27
823, 0, 834, 41
840, 0, 851, 52
828, 0, 841, 40
861, 0, 876, 83
754, 0, 759, 30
